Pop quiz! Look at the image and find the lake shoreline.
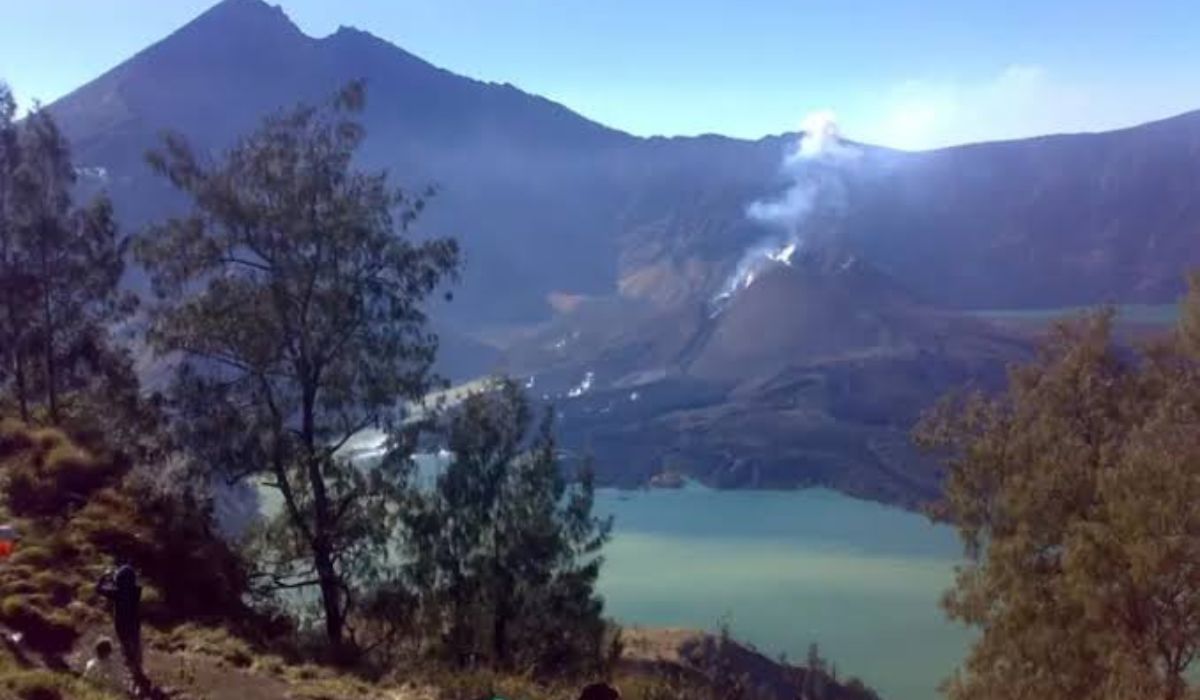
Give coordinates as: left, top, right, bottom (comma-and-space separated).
595, 485, 971, 700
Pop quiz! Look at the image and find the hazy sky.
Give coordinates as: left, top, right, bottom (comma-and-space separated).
1, 0, 1198, 149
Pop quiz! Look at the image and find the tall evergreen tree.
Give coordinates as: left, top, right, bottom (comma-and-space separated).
0, 82, 30, 421
0, 95, 132, 425
403, 380, 612, 677
134, 82, 459, 658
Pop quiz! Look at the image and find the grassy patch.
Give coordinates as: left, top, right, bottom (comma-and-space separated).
0, 667, 121, 700
156, 624, 257, 668
0, 595, 81, 657
288, 676, 383, 700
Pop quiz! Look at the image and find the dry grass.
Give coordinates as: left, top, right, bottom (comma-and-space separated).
619, 627, 707, 666
154, 625, 256, 669
0, 637, 122, 700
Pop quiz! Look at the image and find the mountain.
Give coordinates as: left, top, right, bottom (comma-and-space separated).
842, 114, 1200, 309
51, 0, 1200, 321
41, 0, 1200, 505
504, 253, 1024, 504
52, 0, 643, 327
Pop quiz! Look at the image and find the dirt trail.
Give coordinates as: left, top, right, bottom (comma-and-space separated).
142, 649, 290, 700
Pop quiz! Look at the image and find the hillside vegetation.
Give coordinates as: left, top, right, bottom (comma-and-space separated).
916, 275, 1200, 700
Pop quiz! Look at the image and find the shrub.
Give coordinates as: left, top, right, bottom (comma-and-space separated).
0, 667, 118, 700
617, 675, 715, 700
0, 420, 34, 460
27, 428, 67, 454
4, 669, 63, 700
9, 546, 54, 570
28, 572, 74, 607
2, 425, 123, 518
0, 596, 80, 656
161, 625, 257, 669
424, 668, 554, 700
44, 444, 120, 503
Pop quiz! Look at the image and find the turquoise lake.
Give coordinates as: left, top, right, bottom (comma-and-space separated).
593, 485, 970, 700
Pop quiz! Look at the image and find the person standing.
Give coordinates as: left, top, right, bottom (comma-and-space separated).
97, 563, 146, 689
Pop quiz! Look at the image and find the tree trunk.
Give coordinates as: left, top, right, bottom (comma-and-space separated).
41, 314, 57, 423
301, 382, 347, 661
491, 518, 508, 668
313, 541, 346, 659
6, 297, 29, 421
492, 584, 507, 668
37, 223, 57, 423
14, 346, 27, 422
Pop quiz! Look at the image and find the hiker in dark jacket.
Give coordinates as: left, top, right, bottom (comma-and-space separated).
97, 563, 145, 684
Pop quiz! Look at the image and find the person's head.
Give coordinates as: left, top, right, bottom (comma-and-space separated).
114, 563, 137, 589
93, 637, 113, 660
579, 682, 621, 700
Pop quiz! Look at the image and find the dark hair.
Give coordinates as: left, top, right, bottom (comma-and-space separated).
115, 564, 137, 588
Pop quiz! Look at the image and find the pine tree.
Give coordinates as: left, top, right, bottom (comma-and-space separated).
403, 380, 612, 676
135, 82, 458, 659
0, 82, 30, 420
0, 97, 133, 425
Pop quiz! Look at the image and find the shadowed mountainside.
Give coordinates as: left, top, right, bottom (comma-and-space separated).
43, 0, 1200, 504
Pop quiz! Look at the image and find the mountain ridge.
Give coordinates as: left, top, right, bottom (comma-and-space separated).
48, 0, 1200, 157
33, 0, 1200, 504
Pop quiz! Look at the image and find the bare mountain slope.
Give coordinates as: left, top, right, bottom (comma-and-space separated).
41, 0, 1200, 503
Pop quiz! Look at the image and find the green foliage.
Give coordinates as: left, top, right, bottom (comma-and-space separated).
400, 380, 612, 678
0, 97, 135, 426
800, 643, 828, 700
916, 295, 1200, 700
134, 81, 458, 657
0, 424, 124, 518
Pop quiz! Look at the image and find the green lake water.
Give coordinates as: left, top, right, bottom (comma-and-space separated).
593, 485, 970, 700
968, 303, 1179, 324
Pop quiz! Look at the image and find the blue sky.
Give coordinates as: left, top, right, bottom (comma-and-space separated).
1, 0, 1198, 149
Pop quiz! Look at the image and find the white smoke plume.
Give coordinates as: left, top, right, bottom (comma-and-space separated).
747, 110, 858, 228
711, 111, 860, 311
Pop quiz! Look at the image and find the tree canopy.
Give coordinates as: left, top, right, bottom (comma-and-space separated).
401, 380, 613, 677
918, 278, 1200, 700
135, 81, 459, 658
0, 89, 133, 426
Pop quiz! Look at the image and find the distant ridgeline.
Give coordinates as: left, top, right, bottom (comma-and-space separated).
39, 0, 1200, 507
